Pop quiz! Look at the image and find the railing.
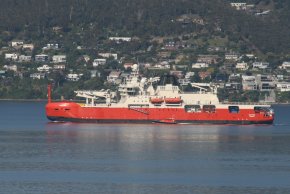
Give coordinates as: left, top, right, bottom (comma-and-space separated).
221, 101, 273, 105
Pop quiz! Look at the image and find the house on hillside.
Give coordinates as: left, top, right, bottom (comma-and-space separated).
252, 62, 269, 69
236, 62, 248, 71
22, 44, 34, 50
52, 55, 66, 63
53, 64, 66, 70
11, 40, 24, 48
37, 65, 52, 72
279, 62, 290, 72
225, 53, 239, 61
192, 62, 209, 69
5, 53, 19, 61
4, 65, 17, 72
93, 58, 107, 67
107, 71, 121, 84
18, 55, 32, 62
197, 55, 219, 64
99, 53, 118, 60
35, 54, 49, 62
242, 75, 257, 91
30, 73, 46, 79
66, 73, 83, 81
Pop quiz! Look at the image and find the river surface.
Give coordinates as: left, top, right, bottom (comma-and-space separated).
0, 102, 290, 193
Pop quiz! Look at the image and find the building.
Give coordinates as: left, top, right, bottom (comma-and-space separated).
197, 55, 219, 64
276, 82, 290, 92
107, 71, 121, 84
123, 63, 134, 69
52, 55, 66, 63
4, 65, 18, 72
53, 64, 66, 70
256, 74, 276, 91
109, 37, 132, 42
280, 62, 290, 72
225, 53, 239, 61
5, 53, 18, 61
43, 43, 59, 50
18, 55, 32, 62
252, 62, 269, 69
242, 75, 257, 91
66, 73, 83, 81
99, 53, 118, 60
192, 62, 209, 69
30, 73, 45, 79
93, 58, 107, 67
236, 62, 248, 70
198, 71, 212, 80
22, 44, 34, 50
11, 40, 24, 47
230, 3, 247, 10
35, 54, 49, 62
37, 65, 52, 72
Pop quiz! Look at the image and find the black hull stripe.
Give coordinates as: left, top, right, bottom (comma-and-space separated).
47, 117, 273, 125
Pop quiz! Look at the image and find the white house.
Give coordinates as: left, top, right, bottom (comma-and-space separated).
192, 62, 209, 69
242, 75, 257, 91
66, 73, 83, 81
5, 53, 19, 61
107, 71, 121, 84
236, 62, 248, 70
18, 55, 32, 62
99, 53, 118, 60
43, 43, 59, 50
35, 54, 49, 62
230, 3, 247, 10
53, 64, 66, 70
276, 82, 290, 92
252, 62, 269, 69
11, 40, 24, 47
280, 62, 290, 71
225, 53, 239, 61
22, 44, 34, 50
109, 37, 132, 42
37, 65, 52, 72
52, 55, 66, 63
30, 73, 45, 79
93, 58, 107, 67
4, 65, 18, 72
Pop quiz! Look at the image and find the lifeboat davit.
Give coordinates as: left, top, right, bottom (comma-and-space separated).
150, 97, 164, 104
164, 97, 182, 104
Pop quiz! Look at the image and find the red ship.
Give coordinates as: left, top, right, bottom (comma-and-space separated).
46, 65, 274, 124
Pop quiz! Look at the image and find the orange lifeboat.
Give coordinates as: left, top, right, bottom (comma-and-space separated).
150, 97, 164, 104
164, 97, 182, 104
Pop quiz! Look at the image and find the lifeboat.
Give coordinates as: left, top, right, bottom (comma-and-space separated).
150, 97, 164, 104
164, 97, 182, 104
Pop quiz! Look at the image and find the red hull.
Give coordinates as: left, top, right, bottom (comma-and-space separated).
46, 102, 274, 124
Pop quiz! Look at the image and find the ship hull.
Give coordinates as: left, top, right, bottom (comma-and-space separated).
46, 102, 274, 125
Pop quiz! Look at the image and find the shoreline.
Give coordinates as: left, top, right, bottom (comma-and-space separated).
0, 99, 289, 105
0, 99, 47, 102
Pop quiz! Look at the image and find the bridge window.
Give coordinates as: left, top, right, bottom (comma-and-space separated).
203, 105, 216, 113
185, 105, 201, 113
228, 106, 239, 113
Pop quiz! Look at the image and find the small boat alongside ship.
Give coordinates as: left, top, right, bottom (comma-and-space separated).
46, 65, 274, 124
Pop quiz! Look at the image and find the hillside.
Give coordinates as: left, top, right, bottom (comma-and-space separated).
0, 0, 290, 54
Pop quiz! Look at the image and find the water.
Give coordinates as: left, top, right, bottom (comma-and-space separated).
0, 102, 290, 193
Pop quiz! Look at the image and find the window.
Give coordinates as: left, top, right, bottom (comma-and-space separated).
228, 106, 239, 113
203, 105, 216, 113
185, 105, 201, 113
254, 106, 267, 113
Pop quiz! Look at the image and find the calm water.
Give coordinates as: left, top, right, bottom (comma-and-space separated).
0, 102, 290, 194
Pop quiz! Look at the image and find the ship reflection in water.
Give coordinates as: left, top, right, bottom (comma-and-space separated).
43, 123, 290, 193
